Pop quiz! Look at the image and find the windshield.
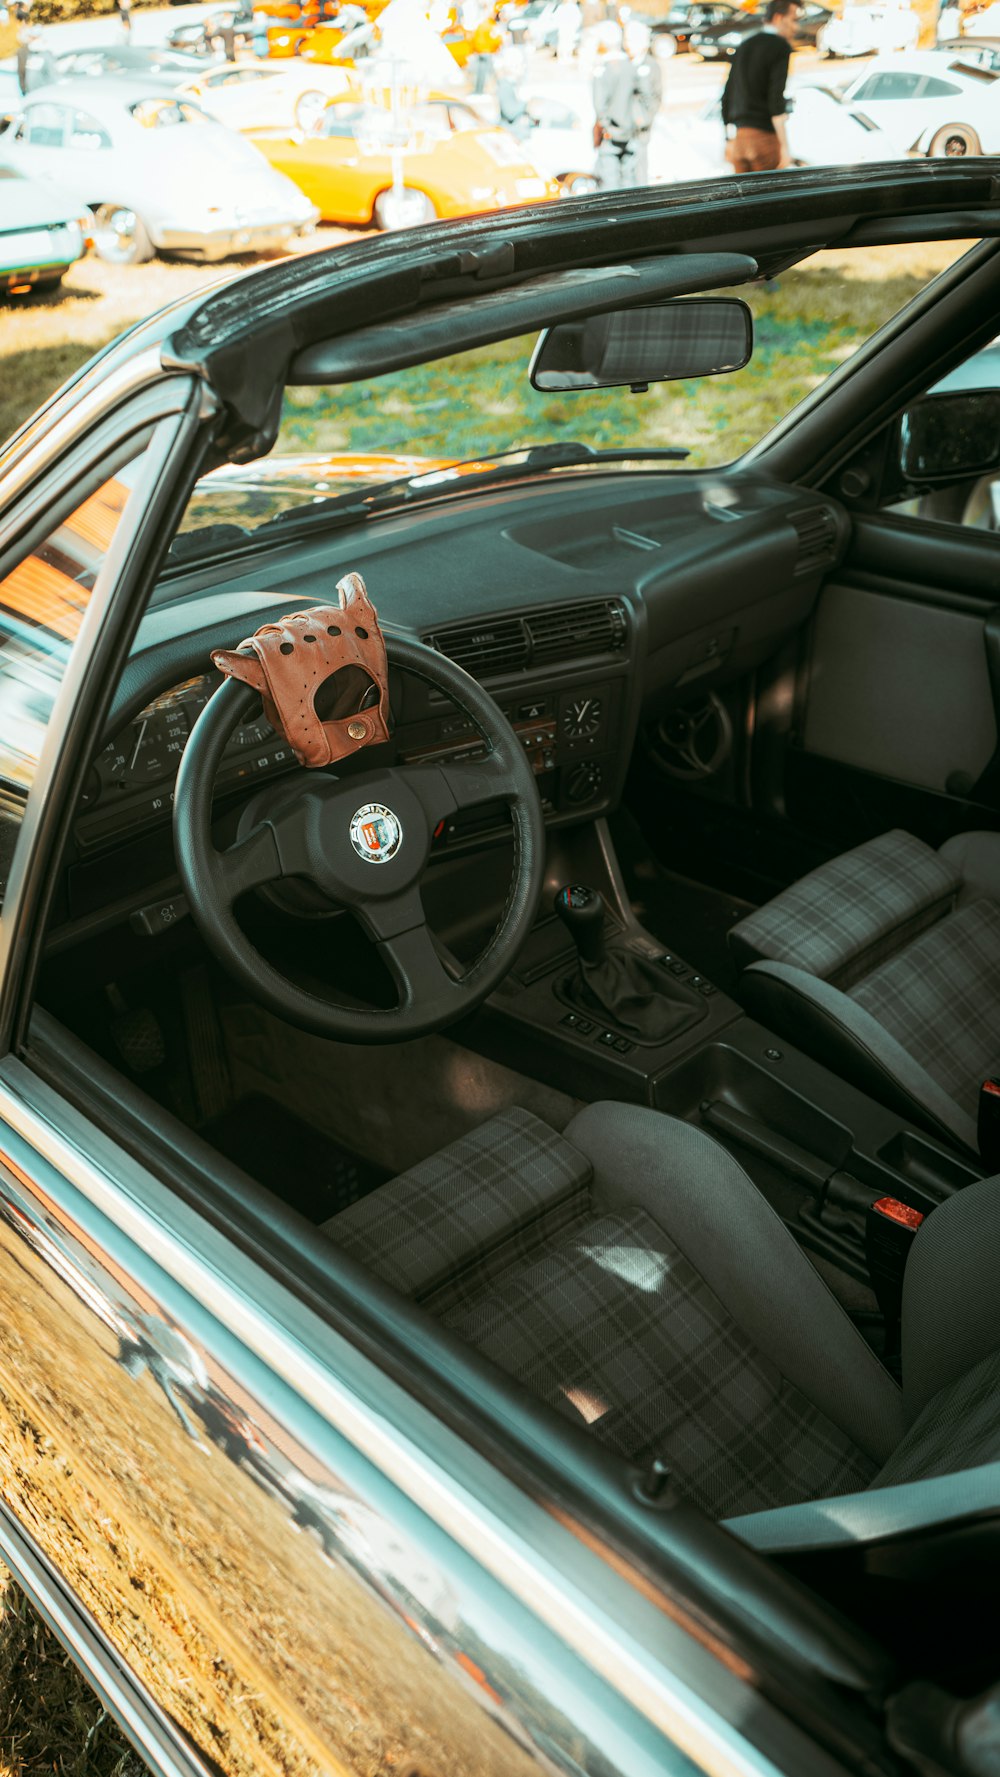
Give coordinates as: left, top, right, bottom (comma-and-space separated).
175, 240, 974, 559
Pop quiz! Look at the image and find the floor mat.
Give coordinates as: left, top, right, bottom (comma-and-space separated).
610, 810, 754, 996
202, 1093, 390, 1222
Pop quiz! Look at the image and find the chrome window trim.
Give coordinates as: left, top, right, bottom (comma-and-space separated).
0, 1502, 216, 1777
0, 1055, 830, 1777
0, 414, 189, 1010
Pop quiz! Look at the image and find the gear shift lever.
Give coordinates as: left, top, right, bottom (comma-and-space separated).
554, 884, 606, 966
553, 882, 704, 1044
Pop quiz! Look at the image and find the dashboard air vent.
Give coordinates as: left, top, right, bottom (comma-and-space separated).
525, 599, 628, 666
426, 599, 627, 680
425, 616, 529, 677
789, 505, 839, 577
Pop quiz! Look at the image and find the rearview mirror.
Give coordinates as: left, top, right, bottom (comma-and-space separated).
529, 297, 753, 393
899, 389, 1000, 483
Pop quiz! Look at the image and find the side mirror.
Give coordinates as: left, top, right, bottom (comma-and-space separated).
529, 296, 752, 392
899, 389, 1000, 484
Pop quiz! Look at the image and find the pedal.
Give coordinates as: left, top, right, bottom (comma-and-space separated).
181, 965, 231, 1125
107, 1000, 166, 1075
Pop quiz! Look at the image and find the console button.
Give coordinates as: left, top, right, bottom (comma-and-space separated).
612, 1036, 633, 1054
669, 960, 688, 977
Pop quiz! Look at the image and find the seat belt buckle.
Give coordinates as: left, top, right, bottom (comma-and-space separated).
978, 1077, 1000, 1171
865, 1196, 925, 1331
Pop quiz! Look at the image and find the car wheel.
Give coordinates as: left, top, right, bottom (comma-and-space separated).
558, 170, 599, 194
928, 123, 981, 156
372, 187, 436, 230
91, 203, 154, 264
294, 86, 326, 128
653, 30, 677, 57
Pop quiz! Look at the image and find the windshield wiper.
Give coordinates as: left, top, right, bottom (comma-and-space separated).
260, 442, 692, 535
171, 443, 693, 566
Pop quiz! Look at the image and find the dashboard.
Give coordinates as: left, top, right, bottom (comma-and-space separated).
58, 468, 847, 938
78, 675, 296, 853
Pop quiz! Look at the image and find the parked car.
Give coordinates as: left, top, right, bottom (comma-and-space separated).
690, 0, 829, 55
51, 43, 208, 79
290, 12, 378, 60
838, 49, 1000, 153
505, 0, 560, 50
0, 164, 88, 294
1, 153, 1000, 1777
166, 3, 256, 56
815, 1, 919, 56
0, 79, 318, 261
494, 89, 597, 187
937, 31, 1000, 70
633, 0, 739, 57
173, 57, 354, 131
248, 93, 560, 225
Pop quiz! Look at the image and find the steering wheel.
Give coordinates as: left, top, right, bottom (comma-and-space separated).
173, 635, 545, 1042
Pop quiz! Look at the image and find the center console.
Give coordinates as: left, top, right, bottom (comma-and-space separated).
469, 818, 983, 1303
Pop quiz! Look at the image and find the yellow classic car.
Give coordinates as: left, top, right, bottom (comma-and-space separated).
247, 95, 561, 226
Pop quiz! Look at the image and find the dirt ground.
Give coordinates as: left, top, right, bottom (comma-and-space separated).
0, 228, 357, 447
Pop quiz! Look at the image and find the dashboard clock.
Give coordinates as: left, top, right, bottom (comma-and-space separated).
562, 696, 603, 740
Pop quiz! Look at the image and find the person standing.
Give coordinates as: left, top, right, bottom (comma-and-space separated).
592, 19, 662, 188
13, 0, 31, 93
721, 0, 800, 173
116, 0, 133, 36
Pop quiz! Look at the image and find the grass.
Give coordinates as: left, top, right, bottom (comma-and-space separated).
0, 1572, 143, 1777
0, 233, 353, 449
276, 241, 977, 471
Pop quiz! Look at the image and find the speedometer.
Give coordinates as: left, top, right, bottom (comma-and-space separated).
79, 672, 295, 852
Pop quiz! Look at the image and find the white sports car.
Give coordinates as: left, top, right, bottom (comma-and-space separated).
169, 57, 354, 133
0, 76, 319, 262
838, 49, 1000, 154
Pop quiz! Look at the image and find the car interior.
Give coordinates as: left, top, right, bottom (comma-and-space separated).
15, 210, 1000, 1716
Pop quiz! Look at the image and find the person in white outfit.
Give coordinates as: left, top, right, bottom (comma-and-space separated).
592, 19, 662, 188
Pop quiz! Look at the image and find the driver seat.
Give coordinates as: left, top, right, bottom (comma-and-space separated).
323, 1102, 1000, 1525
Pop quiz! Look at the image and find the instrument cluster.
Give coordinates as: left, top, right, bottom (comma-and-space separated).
76, 674, 297, 852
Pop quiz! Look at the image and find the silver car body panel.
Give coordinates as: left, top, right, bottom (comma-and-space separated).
0, 1056, 841, 1777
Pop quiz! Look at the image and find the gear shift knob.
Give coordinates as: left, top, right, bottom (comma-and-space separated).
554, 884, 606, 967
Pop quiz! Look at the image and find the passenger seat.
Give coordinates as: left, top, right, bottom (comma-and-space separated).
728, 829, 1000, 1154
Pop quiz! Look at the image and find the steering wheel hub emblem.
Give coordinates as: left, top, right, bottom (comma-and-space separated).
350, 802, 402, 863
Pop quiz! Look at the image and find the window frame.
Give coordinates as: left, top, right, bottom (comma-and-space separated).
0, 377, 204, 1055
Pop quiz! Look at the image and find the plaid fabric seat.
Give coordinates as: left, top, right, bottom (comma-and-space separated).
851, 899, 1000, 1119
325, 1102, 1000, 1537
728, 828, 1000, 1146
729, 829, 960, 988
325, 1107, 881, 1520
442, 1205, 875, 1518
332, 1106, 592, 1311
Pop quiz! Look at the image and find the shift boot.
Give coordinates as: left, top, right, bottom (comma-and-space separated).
553, 885, 705, 1044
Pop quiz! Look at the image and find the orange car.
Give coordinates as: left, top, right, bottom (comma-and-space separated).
247, 95, 561, 227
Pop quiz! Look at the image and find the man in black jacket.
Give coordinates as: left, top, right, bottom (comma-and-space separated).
721, 0, 800, 172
